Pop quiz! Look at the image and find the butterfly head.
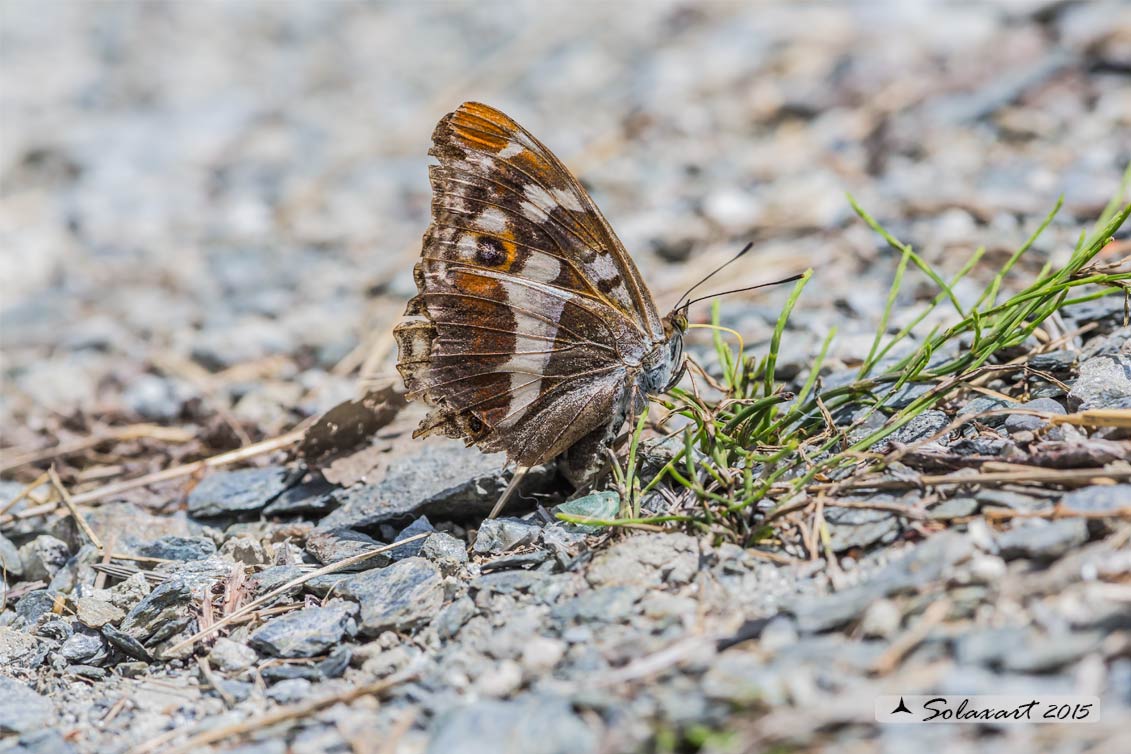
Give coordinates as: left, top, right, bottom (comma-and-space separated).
637, 309, 687, 395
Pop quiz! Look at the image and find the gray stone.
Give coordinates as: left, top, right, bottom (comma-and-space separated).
152, 556, 233, 597
1059, 484, 1131, 514
790, 583, 882, 634
975, 488, 1053, 513
956, 395, 1017, 427
122, 373, 196, 421
338, 557, 444, 635
521, 636, 567, 674
248, 565, 306, 598
877, 530, 976, 592
1068, 353, 1131, 410
302, 573, 353, 598
928, 496, 978, 520
427, 694, 597, 754
586, 533, 698, 587
305, 527, 388, 571
81, 502, 197, 554
100, 625, 153, 663
390, 516, 436, 560
265, 678, 312, 704
0, 533, 23, 577
136, 536, 216, 561
209, 637, 258, 672
859, 598, 903, 639
997, 519, 1090, 561
14, 590, 57, 625
473, 518, 542, 554
792, 531, 976, 632
317, 443, 555, 530
119, 578, 194, 646
218, 536, 268, 565
824, 507, 902, 552
187, 466, 290, 517
482, 550, 550, 572
0, 676, 54, 734
421, 531, 469, 572
18, 535, 70, 582
106, 572, 151, 612
1063, 299, 1128, 333
552, 585, 644, 624
0, 626, 40, 665
263, 479, 337, 516
60, 632, 106, 665
434, 596, 477, 640
249, 601, 357, 658
1003, 397, 1065, 433
884, 409, 950, 447
1028, 350, 1077, 373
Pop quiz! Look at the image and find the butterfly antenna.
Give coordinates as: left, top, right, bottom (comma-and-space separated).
675, 242, 754, 308
683, 272, 805, 308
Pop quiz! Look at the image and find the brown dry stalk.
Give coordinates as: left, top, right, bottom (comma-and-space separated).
0, 424, 196, 474
1051, 408, 1131, 428
983, 504, 1131, 521
872, 598, 952, 675
163, 531, 431, 657
48, 465, 103, 549
0, 428, 308, 531
70, 427, 307, 506
0, 469, 51, 516
836, 466, 1131, 492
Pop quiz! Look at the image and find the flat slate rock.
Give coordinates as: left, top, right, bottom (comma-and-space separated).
823, 507, 902, 552
317, 442, 555, 531
390, 516, 436, 560
305, 527, 388, 571
119, 578, 194, 646
187, 466, 291, 518
263, 479, 338, 517
249, 601, 358, 658
338, 557, 444, 635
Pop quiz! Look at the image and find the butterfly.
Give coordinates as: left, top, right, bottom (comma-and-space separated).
394, 102, 698, 486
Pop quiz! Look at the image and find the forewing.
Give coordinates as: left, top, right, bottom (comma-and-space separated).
427, 101, 663, 339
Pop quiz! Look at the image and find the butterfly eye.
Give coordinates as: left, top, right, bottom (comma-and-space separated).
467, 414, 485, 434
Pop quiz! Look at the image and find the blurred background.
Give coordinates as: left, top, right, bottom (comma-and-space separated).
2, 0, 1129, 451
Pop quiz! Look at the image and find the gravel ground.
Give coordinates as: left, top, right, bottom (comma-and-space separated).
2, 2, 1130, 753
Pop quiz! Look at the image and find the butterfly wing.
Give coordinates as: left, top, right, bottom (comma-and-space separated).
395, 102, 663, 472
427, 102, 664, 339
